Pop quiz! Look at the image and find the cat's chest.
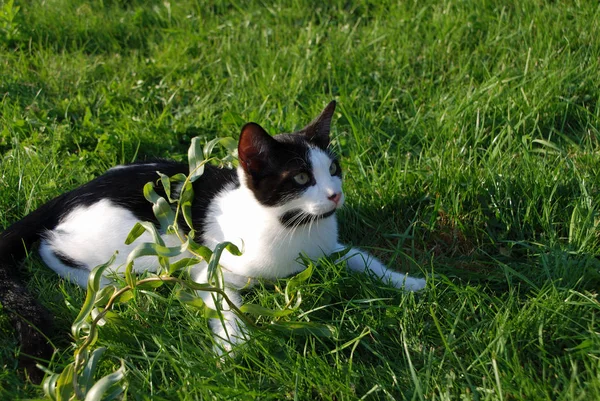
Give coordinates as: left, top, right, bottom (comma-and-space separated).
201, 189, 338, 278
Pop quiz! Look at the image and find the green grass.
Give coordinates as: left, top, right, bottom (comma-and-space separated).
1, 0, 600, 399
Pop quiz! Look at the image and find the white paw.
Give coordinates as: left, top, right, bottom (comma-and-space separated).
210, 313, 248, 357
390, 272, 427, 292
212, 334, 234, 357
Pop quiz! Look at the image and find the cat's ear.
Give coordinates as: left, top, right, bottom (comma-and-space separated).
301, 100, 336, 149
238, 122, 276, 173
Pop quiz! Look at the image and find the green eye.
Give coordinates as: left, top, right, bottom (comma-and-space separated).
293, 172, 310, 185
329, 162, 337, 175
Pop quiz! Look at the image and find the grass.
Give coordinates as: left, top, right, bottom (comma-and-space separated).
1, 0, 600, 399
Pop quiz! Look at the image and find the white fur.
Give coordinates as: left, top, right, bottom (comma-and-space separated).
39, 199, 188, 287
40, 147, 425, 352
197, 149, 343, 283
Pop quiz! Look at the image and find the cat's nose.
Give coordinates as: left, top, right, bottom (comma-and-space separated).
328, 192, 341, 205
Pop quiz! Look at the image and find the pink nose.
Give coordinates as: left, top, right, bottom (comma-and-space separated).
328, 192, 341, 205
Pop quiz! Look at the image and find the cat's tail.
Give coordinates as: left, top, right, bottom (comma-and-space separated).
0, 194, 65, 263
0, 196, 65, 383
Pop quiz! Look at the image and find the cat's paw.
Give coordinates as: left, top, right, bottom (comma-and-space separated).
209, 312, 248, 358
211, 329, 248, 362
212, 335, 235, 358
389, 272, 427, 292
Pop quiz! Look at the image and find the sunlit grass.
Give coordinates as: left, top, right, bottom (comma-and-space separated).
1, 0, 600, 399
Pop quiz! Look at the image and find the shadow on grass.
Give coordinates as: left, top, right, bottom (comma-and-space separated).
338, 194, 600, 294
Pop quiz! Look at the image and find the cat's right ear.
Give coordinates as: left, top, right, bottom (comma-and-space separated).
301, 100, 336, 150
238, 122, 275, 173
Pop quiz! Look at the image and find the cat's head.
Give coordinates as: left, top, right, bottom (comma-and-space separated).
238, 101, 344, 226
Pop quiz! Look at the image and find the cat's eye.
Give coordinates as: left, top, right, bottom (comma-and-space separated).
293, 172, 310, 185
329, 162, 338, 175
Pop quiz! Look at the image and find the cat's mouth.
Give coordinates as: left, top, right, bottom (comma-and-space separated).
279, 208, 336, 227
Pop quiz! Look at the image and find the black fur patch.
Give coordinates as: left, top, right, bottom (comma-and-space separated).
242, 133, 342, 208
243, 134, 316, 206
53, 250, 85, 269
44, 160, 238, 245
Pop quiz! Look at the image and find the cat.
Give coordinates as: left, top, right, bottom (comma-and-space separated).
0, 100, 426, 380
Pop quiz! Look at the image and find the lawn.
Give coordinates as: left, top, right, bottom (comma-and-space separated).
1, 0, 600, 399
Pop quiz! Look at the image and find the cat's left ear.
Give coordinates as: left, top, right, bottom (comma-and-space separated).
301, 100, 336, 149
238, 122, 277, 174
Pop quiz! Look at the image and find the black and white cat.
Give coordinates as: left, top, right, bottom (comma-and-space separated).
0, 101, 425, 377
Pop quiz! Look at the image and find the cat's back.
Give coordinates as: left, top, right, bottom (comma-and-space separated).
34, 160, 239, 284
58, 160, 238, 223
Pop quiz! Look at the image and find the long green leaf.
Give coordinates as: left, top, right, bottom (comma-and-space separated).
154, 196, 176, 231
42, 373, 60, 401
328, 246, 351, 261
206, 241, 242, 286
176, 290, 220, 319
124, 258, 135, 289
84, 361, 126, 401
42, 372, 59, 401
72, 255, 116, 338
286, 262, 314, 297
188, 137, 205, 182
203, 137, 222, 160
268, 322, 336, 338
56, 363, 75, 401
125, 241, 185, 274
158, 172, 172, 202
132, 221, 165, 246
180, 181, 195, 230
94, 285, 117, 309
169, 257, 201, 274
124, 222, 146, 245
113, 290, 134, 304
240, 303, 295, 317
125, 242, 184, 262
80, 347, 107, 392
159, 172, 187, 202
143, 182, 175, 230
186, 238, 213, 261
136, 279, 165, 290
218, 137, 238, 155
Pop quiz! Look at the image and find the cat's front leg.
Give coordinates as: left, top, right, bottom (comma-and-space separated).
335, 244, 426, 291
190, 266, 249, 354
204, 288, 249, 355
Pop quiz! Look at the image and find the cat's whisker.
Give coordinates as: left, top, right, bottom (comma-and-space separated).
307, 214, 317, 237
286, 213, 306, 244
